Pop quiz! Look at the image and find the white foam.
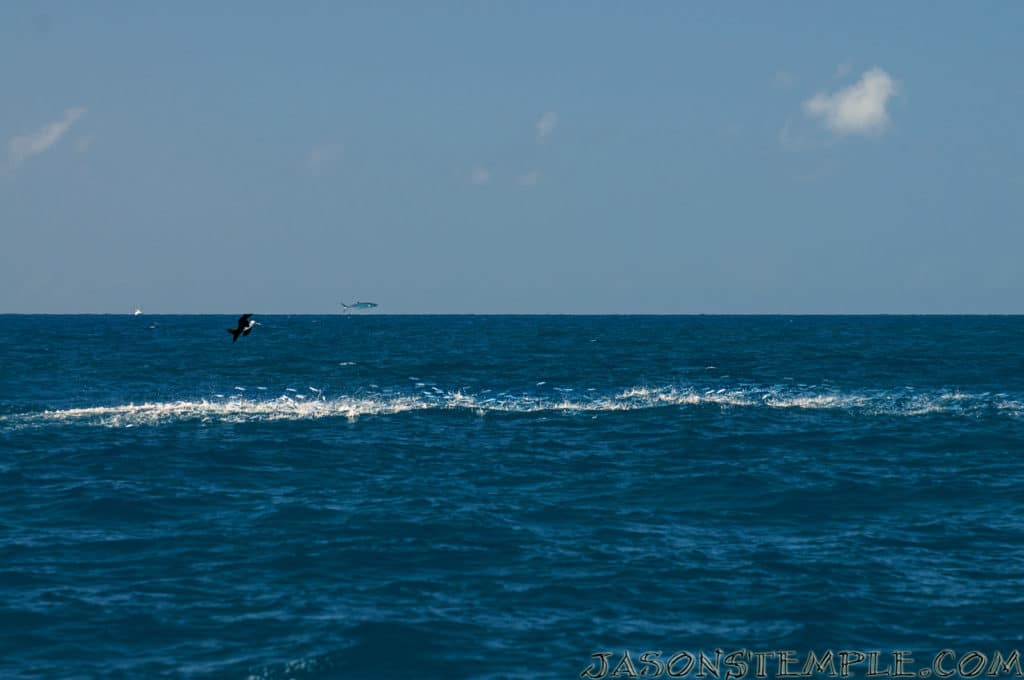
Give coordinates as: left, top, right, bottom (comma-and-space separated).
18, 395, 432, 427
4, 383, 1022, 429
762, 394, 867, 410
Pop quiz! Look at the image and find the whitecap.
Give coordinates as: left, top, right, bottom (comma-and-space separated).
5, 383, 1023, 430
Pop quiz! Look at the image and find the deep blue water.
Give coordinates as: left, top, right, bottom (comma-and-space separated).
2, 315, 1024, 679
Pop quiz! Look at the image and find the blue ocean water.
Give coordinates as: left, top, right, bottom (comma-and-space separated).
2, 315, 1024, 679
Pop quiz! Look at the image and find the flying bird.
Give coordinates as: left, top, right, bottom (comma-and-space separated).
227, 314, 256, 342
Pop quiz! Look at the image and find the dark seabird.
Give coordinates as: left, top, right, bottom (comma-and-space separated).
227, 313, 256, 342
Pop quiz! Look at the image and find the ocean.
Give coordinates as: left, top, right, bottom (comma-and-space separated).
2, 315, 1023, 679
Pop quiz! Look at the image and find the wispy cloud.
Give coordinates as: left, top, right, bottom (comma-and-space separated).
535, 111, 558, 142
518, 170, 540, 186
777, 114, 839, 153
8, 107, 86, 168
470, 166, 491, 185
75, 135, 95, 154
804, 67, 897, 136
774, 70, 798, 90
834, 58, 854, 80
305, 144, 335, 173
778, 117, 817, 152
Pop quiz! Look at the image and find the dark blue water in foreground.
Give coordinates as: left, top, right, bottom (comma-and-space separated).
2, 315, 1024, 679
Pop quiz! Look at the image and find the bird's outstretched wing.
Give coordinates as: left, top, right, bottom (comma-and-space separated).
237, 313, 252, 328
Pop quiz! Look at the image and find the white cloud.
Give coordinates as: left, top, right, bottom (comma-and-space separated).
535, 111, 558, 141
470, 166, 491, 185
518, 170, 540, 186
804, 67, 897, 136
8, 107, 86, 168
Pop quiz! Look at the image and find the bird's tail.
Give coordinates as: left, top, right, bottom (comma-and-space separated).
227, 327, 241, 342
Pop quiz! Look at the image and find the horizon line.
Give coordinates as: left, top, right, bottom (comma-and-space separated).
3, 312, 1024, 317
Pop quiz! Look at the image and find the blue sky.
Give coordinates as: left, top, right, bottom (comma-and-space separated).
2, 2, 1022, 313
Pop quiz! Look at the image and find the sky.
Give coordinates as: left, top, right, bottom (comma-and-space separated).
2, 2, 1022, 314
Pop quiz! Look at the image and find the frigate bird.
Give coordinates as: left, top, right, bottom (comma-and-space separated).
227, 313, 256, 342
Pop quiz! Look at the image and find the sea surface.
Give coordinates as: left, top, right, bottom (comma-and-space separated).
2, 315, 1024, 679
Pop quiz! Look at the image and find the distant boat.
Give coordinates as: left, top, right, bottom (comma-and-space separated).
341, 301, 378, 313
132, 307, 143, 316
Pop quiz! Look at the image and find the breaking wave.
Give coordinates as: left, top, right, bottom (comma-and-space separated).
3, 384, 1023, 429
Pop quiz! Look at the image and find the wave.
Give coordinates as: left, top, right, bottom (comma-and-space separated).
2, 384, 1023, 429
